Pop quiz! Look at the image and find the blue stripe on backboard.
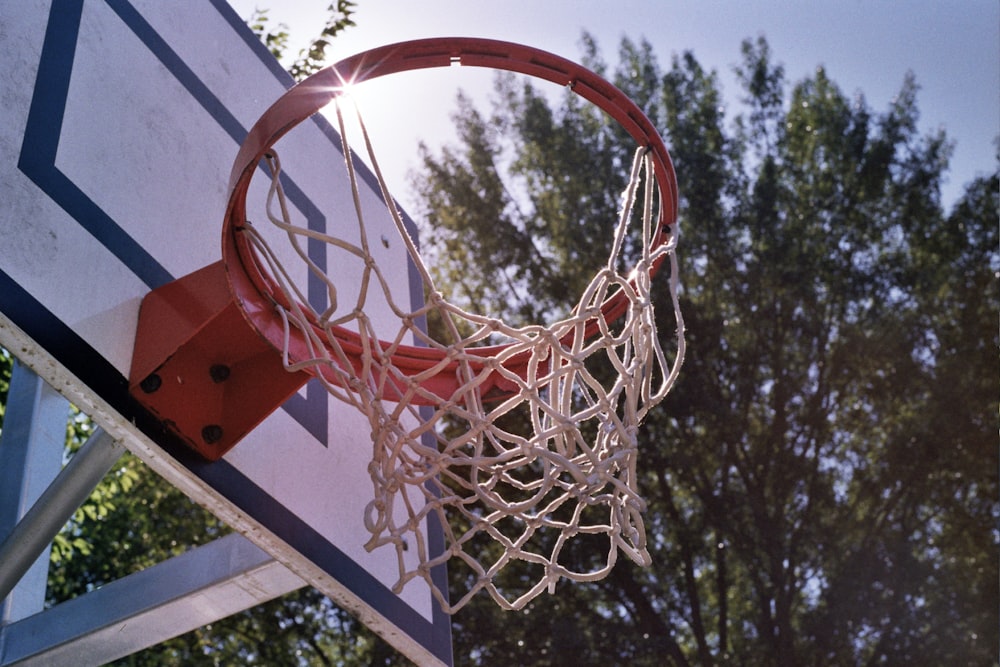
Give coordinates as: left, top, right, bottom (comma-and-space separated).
17, 0, 173, 289
106, 0, 334, 313
0, 270, 130, 407
17, 0, 328, 446
105, 0, 243, 145
103, 0, 332, 442
11, 1, 452, 661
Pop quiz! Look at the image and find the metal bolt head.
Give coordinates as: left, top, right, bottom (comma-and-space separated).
139, 373, 162, 393
209, 364, 231, 383
201, 425, 224, 444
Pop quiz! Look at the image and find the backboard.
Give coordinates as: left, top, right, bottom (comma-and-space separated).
1, 1, 451, 664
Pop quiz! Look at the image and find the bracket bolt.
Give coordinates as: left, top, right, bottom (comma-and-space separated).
209, 364, 231, 383
201, 425, 224, 444
139, 374, 162, 394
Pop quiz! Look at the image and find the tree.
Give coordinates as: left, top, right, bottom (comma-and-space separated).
412, 34, 998, 665
246, 2, 357, 82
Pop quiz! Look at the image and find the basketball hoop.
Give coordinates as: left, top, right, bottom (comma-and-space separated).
131, 38, 684, 613
223, 38, 679, 405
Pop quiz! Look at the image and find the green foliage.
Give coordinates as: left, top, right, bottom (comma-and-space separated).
49, 410, 140, 564
246, 8, 289, 60
46, 448, 226, 603
244, 2, 357, 82
288, 1, 357, 82
413, 33, 999, 665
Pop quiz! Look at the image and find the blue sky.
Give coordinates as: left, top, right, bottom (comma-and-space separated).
229, 0, 998, 212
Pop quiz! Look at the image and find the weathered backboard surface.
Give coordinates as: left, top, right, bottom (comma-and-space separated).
1, 1, 451, 663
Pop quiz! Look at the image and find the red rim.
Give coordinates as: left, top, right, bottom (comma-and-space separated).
223, 38, 678, 404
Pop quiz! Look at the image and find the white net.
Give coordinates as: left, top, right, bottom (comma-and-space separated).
240, 98, 685, 613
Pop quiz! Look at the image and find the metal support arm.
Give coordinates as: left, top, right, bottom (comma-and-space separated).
0, 428, 123, 604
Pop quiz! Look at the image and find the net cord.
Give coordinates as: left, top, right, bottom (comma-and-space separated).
239, 95, 685, 613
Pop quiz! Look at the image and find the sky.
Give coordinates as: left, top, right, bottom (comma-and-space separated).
227, 0, 999, 213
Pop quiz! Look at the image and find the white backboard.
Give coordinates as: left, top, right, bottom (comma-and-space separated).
0, 1, 451, 664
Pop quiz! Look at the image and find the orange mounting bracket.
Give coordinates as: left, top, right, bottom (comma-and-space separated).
128, 261, 309, 461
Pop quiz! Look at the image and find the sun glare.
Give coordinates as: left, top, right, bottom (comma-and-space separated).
318, 80, 370, 140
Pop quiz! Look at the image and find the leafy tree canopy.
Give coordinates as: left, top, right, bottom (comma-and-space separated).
413, 33, 998, 666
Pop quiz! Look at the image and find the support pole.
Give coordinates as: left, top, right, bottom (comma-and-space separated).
0, 533, 304, 666
0, 428, 124, 605
0, 361, 67, 623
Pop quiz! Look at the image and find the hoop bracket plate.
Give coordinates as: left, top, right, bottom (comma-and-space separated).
128, 262, 309, 460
